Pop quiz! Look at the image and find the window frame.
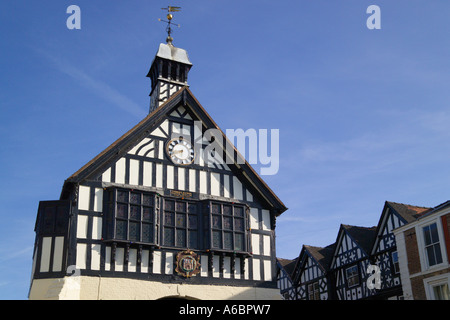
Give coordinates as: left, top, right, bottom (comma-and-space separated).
345, 265, 360, 288
161, 197, 200, 249
36, 200, 70, 237
104, 188, 251, 254
204, 201, 250, 254
391, 251, 400, 274
424, 274, 450, 300
308, 281, 320, 300
105, 188, 159, 245
422, 222, 444, 268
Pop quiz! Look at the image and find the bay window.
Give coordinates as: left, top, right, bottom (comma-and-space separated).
104, 188, 250, 254
106, 189, 158, 244
205, 201, 248, 253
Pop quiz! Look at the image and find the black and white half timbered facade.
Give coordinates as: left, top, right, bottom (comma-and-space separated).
276, 258, 296, 300
29, 41, 287, 300
329, 224, 377, 300
291, 245, 335, 300
276, 201, 432, 300
369, 201, 430, 300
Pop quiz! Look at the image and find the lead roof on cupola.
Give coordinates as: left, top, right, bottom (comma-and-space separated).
154, 42, 192, 66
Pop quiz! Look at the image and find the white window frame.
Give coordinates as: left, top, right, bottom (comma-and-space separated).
424, 274, 450, 300
391, 251, 400, 274
345, 265, 360, 288
416, 219, 447, 272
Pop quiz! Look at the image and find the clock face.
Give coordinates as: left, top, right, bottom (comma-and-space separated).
166, 138, 195, 165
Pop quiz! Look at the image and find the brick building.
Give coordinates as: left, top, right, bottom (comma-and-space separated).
393, 201, 450, 300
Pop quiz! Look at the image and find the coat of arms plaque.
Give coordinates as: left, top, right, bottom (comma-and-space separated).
175, 250, 201, 277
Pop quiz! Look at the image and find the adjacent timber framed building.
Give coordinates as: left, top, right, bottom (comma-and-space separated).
277, 201, 432, 300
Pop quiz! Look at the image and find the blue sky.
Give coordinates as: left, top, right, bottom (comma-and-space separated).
1, 1, 450, 299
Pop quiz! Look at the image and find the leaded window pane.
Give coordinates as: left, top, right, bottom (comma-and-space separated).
223, 216, 233, 230
116, 220, 127, 240
189, 231, 197, 248
143, 194, 153, 206
117, 203, 128, 218
143, 207, 153, 222
176, 229, 186, 247
176, 214, 186, 228
234, 206, 244, 217
117, 191, 128, 203
205, 202, 249, 252
165, 212, 174, 226
165, 200, 175, 211
223, 205, 232, 215
130, 192, 141, 204
213, 231, 221, 248
129, 222, 140, 241
235, 218, 244, 231
164, 228, 174, 246
212, 215, 221, 228
188, 204, 197, 214
112, 190, 157, 244
188, 215, 198, 229
176, 202, 186, 212
235, 234, 244, 251
142, 223, 153, 243
224, 232, 233, 250
130, 205, 140, 220
212, 203, 221, 214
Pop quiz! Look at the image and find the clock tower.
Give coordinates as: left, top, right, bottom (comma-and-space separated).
147, 40, 192, 113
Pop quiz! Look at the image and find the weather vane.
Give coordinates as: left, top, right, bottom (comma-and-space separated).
159, 6, 181, 45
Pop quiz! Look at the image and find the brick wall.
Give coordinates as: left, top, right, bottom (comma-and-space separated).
442, 213, 450, 263
403, 215, 450, 300
404, 228, 421, 275
410, 277, 426, 300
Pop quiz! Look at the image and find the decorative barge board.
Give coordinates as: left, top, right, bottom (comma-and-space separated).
329, 224, 377, 300
291, 244, 335, 300
369, 201, 430, 299
29, 41, 287, 300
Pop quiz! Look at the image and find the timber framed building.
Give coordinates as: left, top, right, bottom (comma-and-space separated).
277, 201, 434, 300
29, 38, 287, 300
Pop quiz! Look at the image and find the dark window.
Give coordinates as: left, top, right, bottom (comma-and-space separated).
162, 199, 198, 248
111, 189, 157, 244
36, 201, 70, 236
104, 189, 250, 254
206, 201, 248, 252
423, 223, 443, 267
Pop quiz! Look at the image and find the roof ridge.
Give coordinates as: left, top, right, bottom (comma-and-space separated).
386, 200, 431, 209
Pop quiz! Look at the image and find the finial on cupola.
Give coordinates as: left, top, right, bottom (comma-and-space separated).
159, 6, 181, 45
